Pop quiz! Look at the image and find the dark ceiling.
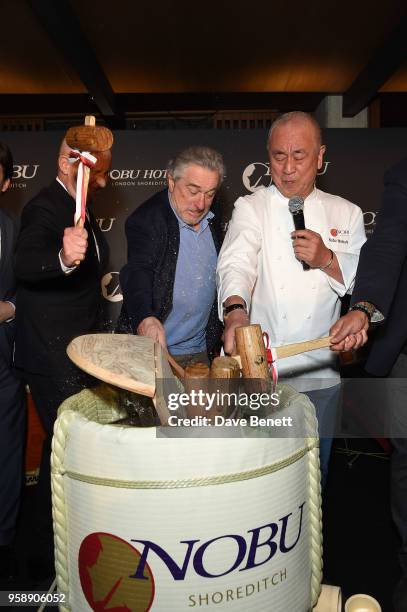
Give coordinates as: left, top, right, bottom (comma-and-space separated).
1, 0, 407, 126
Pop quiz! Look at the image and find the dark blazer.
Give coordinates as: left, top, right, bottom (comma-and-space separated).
118, 189, 223, 359
351, 157, 407, 375
0, 208, 18, 367
14, 180, 109, 377
0, 208, 25, 548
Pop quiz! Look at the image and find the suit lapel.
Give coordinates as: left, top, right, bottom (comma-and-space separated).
50, 180, 108, 273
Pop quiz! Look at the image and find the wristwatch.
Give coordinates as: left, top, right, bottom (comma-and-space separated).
223, 303, 247, 321
349, 301, 384, 325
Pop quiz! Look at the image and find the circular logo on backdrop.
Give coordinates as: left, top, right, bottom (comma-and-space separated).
242, 162, 272, 192
330, 228, 338, 237
101, 272, 123, 303
78, 532, 155, 611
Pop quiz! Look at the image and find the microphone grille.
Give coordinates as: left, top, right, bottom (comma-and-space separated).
288, 196, 304, 214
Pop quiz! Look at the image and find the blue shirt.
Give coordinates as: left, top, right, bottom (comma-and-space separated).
164, 198, 217, 355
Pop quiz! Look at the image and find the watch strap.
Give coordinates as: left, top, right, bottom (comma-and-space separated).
350, 303, 372, 322
223, 303, 247, 320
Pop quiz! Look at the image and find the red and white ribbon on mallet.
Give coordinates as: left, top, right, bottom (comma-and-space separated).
69, 149, 97, 226
263, 331, 279, 389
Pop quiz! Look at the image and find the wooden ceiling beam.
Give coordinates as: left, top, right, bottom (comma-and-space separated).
343, 15, 407, 117
0, 92, 325, 117
118, 92, 325, 113
27, 0, 119, 118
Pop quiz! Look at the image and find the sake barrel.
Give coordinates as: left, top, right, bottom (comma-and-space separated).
51, 384, 322, 611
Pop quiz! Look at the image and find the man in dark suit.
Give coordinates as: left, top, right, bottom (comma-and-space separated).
330, 157, 407, 611
119, 146, 224, 367
14, 132, 112, 580
0, 142, 25, 586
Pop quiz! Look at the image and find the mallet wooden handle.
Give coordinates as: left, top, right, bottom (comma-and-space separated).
73, 115, 95, 266
73, 216, 85, 266
81, 116, 95, 212
231, 335, 332, 368
275, 336, 332, 359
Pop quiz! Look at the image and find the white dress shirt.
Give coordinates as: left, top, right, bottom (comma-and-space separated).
217, 185, 367, 390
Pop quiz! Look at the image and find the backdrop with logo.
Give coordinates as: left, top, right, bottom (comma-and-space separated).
3, 128, 407, 327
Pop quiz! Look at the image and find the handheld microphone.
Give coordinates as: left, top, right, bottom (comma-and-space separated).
288, 196, 310, 271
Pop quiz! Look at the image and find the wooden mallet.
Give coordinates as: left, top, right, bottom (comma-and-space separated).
65, 115, 113, 264
66, 330, 332, 424
232, 324, 331, 376
65, 117, 113, 154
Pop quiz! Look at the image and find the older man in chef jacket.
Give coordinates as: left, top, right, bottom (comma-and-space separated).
217, 111, 366, 485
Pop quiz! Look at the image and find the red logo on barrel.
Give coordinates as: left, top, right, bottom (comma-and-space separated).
78, 532, 155, 611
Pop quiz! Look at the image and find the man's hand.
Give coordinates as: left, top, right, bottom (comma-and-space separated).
137, 316, 167, 349
0, 300, 14, 323
291, 229, 331, 268
329, 311, 369, 352
61, 226, 88, 267
223, 309, 250, 355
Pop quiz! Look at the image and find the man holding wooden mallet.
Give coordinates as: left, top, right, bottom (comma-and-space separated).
217, 111, 366, 486
14, 119, 113, 582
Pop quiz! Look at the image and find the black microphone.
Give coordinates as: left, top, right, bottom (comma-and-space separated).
288, 196, 310, 271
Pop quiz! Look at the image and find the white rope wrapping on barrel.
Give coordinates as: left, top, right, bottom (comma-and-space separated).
51, 410, 77, 612
308, 439, 323, 610
51, 386, 127, 611
300, 395, 323, 610
55, 442, 318, 490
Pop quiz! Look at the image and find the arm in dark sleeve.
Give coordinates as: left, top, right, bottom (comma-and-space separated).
119, 207, 162, 331
15, 201, 66, 283
2, 214, 18, 305
351, 168, 407, 316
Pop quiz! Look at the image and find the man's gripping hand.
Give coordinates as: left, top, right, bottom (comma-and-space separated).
329, 310, 369, 352
137, 316, 167, 349
291, 229, 330, 268
61, 226, 88, 267
223, 308, 250, 355
0, 300, 15, 323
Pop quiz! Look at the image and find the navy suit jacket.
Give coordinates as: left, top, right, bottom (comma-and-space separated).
0, 208, 17, 368
118, 189, 223, 359
14, 180, 109, 377
351, 157, 407, 375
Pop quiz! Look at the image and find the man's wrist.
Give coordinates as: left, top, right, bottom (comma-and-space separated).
223, 303, 247, 320
59, 249, 77, 274
350, 301, 384, 325
319, 249, 334, 271
350, 303, 372, 322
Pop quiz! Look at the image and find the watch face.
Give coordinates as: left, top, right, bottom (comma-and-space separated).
352, 302, 384, 325
370, 309, 384, 324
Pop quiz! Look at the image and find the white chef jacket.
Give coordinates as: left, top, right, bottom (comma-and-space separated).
217, 185, 367, 390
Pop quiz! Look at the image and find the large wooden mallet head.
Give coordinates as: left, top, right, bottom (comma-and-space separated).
64, 115, 114, 240
65, 116, 113, 152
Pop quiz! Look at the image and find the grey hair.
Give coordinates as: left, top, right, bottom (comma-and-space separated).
168, 146, 225, 184
267, 111, 322, 149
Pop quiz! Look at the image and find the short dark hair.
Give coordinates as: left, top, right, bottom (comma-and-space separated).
0, 141, 13, 181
